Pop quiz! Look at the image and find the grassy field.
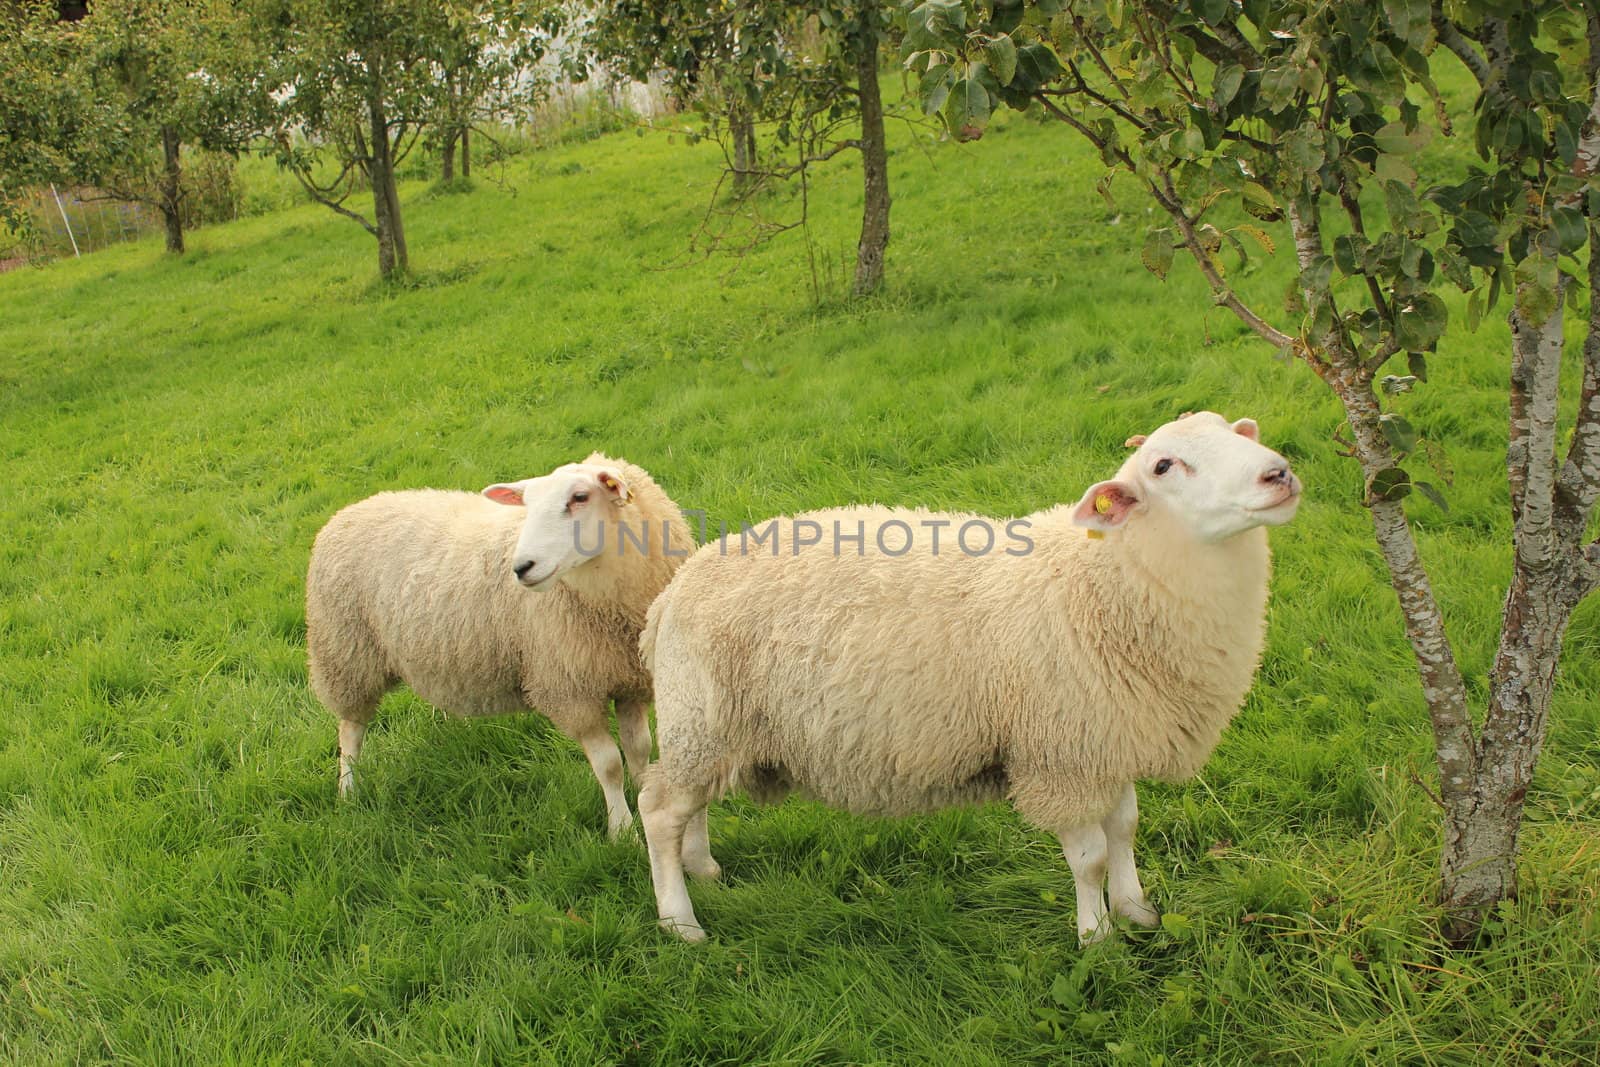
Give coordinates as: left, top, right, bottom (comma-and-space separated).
2, 86, 1598, 1064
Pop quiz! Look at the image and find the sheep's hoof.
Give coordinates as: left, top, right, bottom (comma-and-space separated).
1114, 897, 1160, 928
659, 917, 707, 943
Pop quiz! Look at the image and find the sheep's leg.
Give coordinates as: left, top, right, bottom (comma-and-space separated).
576, 726, 634, 839
337, 717, 369, 799
1102, 783, 1159, 927
680, 805, 720, 881
639, 776, 707, 941
1058, 822, 1111, 946
614, 698, 654, 781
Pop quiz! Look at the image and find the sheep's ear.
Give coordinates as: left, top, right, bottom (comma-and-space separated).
482, 482, 526, 506
1231, 418, 1260, 442
1071, 480, 1140, 531
596, 468, 631, 507
1123, 434, 1148, 449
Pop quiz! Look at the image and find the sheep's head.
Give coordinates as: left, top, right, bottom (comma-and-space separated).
483, 460, 631, 589
1071, 412, 1300, 543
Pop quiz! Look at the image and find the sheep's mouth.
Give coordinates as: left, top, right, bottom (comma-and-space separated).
1251, 485, 1302, 512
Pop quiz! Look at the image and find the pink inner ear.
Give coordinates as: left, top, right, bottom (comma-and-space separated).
597, 470, 628, 500
1072, 481, 1140, 528
1124, 434, 1148, 448
484, 485, 524, 506
1232, 418, 1260, 442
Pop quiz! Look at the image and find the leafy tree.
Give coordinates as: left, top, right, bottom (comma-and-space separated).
432, 5, 563, 182
905, 0, 1600, 937
0, 0, 261, 253
250, 0, 554, 279
74, 0, 263, 253
0, 1, 98, 236
594, 0, 895, 296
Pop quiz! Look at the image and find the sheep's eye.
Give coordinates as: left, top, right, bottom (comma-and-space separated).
1154, 458, 1173, 476
571, 491, 590, 505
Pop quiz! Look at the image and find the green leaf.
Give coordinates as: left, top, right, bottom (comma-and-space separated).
1395, 292, 1448, 350
1373, 120, 1433, 155
1514, 254, 1559, 326
1012, 43, 1064, 91
1408, 351, 1429, 382
1382, 0, 1432, 50
1334, 233, 1369, 276
1193, 0, 1232, 24
1370, 466, 1413, 501
983, 35, 1018, 88
1436, 247, 1473, 292
1160, 912, 1193, 938
1051, 972, 1080, 1008
1551, 205, 1587, 255
1213, 64, 1245, 107
1415, 480, 1450, 513
944, 74, 992, 141
1349, 42, 1406, 97
1379, 413, 1417, 455
1298, 255, 1334, 294
1241, 182, 1283, 222
1142, 227, 1175, 280
1258, 63, 1300, 111
919, 63, 954, 115
1399, 240, 1434, 282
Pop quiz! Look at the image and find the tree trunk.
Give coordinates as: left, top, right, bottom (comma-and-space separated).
442, 131, 456, 182
461, 126, 470, 179
730, 105, 755, 194
158, 125, 184, 254
367, 91, 407, 279
852, 0, 889, 297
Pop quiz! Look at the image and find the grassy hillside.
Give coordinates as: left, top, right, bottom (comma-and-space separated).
1, 95, 1597, 1064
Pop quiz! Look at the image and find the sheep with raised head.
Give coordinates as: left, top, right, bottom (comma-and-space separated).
306, 453, 693, 837
637, 412, 1300, 941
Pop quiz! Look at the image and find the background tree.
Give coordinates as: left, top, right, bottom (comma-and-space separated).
906, 0, 1600, 937
0, 0, 261, 253
250, 0, 452, 279
0, 1, 98, 236
71, 0, 264, 254
594, 0, 895, 296
432, 4, 562, 183
251, 0, 555, 279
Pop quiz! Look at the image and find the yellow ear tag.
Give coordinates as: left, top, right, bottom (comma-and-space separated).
1094, 493, 1112, 515
1085, 529, 1105, 540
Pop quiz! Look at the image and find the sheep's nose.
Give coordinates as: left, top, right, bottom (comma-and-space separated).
1262, 466, 1291, 485
513, 560, 537, 581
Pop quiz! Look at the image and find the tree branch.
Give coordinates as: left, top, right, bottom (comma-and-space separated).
1553, 39, 1600, 556
1507, 279, 1569, 576
1035, 89, 1298, 353
1431, 12, 1491, 88
286, 164, 377, 236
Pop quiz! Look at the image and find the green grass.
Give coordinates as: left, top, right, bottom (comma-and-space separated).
2, 90, 1598, 1064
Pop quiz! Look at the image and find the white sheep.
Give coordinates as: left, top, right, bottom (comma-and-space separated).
637, 412, 1301, 941
305, 453, 693, 837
